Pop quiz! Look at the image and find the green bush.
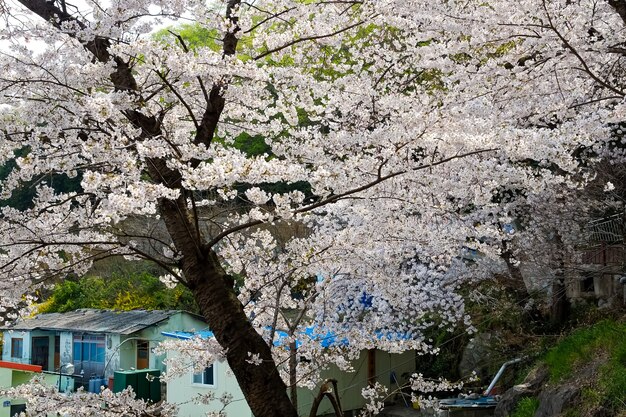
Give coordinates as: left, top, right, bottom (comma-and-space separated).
543, 320, 625, 382
38, 271, 199, 314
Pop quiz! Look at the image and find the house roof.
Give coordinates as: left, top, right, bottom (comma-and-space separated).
162, 326, 349, 349
3, 309, 185, 335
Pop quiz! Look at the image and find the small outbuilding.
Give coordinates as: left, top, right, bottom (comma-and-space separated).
162, 330, 417, 417
1, 309, 207, 392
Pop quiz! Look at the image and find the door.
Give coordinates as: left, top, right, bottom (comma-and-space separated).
136, 340, 149, 369
32, 337, 49, 370
54, 336, 60, 370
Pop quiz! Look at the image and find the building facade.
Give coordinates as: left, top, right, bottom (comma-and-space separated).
163, 331, 416, 417
1, 309, 206, 391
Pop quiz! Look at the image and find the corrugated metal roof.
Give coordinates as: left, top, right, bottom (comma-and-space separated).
3, 309, 181, 335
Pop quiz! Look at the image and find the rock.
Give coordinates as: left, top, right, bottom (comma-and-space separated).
534, 384, 580, 417
459, 333, 500, 381
521, 365, 550, 391
494, 386, 533, 417
494, 365, 549, 417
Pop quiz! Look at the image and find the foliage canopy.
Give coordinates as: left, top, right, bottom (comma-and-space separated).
0, 0, 625, 416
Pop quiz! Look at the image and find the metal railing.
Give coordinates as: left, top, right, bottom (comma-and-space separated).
587, 213, 624, 243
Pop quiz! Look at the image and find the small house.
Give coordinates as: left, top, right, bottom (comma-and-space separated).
0, 361, 58, 417
1, 309, 207, 392
162, 330, 416, 417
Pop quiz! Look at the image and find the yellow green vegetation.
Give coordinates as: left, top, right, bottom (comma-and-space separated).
37, 271, 198, 314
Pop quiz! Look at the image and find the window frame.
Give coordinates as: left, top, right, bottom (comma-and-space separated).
191, 364, 216, 388
10, 338, 23, 359
72, 334, 106, 363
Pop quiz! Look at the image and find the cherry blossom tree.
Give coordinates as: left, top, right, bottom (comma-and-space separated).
0, 0, 624, 416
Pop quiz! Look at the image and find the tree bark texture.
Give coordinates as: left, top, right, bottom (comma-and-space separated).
158, 196, 298, 417
289, 340, 298, 410
550, 234, 570, 327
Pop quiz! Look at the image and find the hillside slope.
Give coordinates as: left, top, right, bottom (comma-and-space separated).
496, 319, 626, 417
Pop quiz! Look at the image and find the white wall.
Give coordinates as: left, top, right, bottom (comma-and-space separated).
166, 351, 252, 417
59, 331, 72, 366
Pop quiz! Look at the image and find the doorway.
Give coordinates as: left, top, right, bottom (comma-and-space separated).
136, 340, 149, 369
32, 337, 49, 370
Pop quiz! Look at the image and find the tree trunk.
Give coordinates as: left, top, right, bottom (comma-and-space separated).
159, 199, 299, 417
550, 234, 570, 327
289, 340, 298, 411
15, 1, 296, 416
550, 277, 570, 327
194, 264, 298, 417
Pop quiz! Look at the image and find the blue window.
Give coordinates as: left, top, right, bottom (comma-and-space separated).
11, 338, 23, 358
192, 365, 215, 386
73, 334, 105, 363
73, 342, 81, 361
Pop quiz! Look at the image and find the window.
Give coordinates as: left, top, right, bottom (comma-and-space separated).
192, 365, 215, 386
11, 338, 23, 358
581, 273, 595, 293
73, 334, 105, 363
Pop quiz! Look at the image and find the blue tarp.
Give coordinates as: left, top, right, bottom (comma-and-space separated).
162, 326, 350, 348
162, 325, 411, 349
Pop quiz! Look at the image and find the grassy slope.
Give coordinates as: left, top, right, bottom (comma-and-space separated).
512, 319, 626, 417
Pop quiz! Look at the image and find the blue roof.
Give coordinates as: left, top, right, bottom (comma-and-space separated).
161, 330, 214, 340
162, 326, 349, 349
162, 326, 411, 348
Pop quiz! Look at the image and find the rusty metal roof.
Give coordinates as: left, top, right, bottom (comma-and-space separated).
3, 309, 182, 335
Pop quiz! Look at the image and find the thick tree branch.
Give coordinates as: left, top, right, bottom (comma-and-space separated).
254, 20, 366, 61
206, 148, 497, 248
16, 0, 135, 91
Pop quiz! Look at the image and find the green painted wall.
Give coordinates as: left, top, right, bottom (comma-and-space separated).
0, 369, 58, 417
118, 335, 136, 373
0, 369, 11, 390
111, 312, 207, 376
166, 348, 417, 417
297, 350, 415, 415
